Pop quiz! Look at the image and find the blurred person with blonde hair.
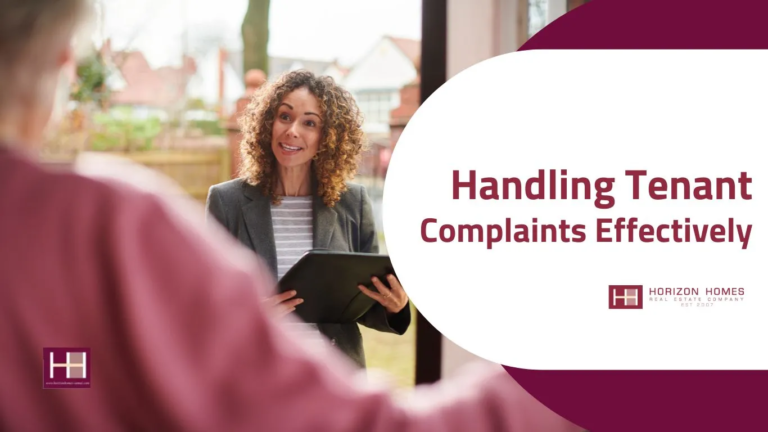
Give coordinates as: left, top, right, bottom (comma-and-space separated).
0, 0, 582, 430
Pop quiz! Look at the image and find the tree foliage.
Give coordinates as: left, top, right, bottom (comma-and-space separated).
71, 52, 110, 107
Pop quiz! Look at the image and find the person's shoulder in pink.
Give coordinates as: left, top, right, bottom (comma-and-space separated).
0, 149, 582, 431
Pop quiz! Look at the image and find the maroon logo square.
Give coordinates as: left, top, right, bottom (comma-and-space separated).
43, 348, 91, 389
609, 285, 643, 309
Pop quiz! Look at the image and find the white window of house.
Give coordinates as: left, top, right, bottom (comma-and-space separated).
355, 91, 396, 126
528, 0, 549, 38
528, 0, 568, 39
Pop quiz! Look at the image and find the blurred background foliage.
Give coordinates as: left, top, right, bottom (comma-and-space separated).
90, 107, 162, 151
71, 52, 110, 107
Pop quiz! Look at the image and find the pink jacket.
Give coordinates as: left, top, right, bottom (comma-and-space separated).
0, 147, 581, 431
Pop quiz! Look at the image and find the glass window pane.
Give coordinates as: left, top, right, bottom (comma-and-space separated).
528, 0, 548, 38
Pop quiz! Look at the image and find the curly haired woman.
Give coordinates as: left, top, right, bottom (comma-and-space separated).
206, 70, 411, 368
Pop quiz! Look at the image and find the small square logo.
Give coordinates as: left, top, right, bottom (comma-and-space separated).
609, 285, 643, 309
43, 348, 91, 389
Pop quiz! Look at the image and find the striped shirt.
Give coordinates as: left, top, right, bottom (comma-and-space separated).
271, 196, 313, 280
271, 196, 327, 346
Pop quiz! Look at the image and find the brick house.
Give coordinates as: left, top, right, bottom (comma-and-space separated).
341, 36, 420, 179
381, 75, 420, 178
100, 40, 197, 116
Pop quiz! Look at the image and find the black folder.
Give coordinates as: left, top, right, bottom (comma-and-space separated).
277, 250, 396, 324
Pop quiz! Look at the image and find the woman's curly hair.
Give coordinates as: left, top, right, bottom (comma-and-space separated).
238, 70, 367, 207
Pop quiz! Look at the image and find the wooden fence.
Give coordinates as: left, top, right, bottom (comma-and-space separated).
40, 146, 395, 205
41, 147, 232, 203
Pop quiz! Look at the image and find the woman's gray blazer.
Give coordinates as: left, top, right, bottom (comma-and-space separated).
205, 178, 410, 368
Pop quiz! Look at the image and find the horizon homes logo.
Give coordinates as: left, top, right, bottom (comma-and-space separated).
43, 348, 91, 389
609, 285, 643, 309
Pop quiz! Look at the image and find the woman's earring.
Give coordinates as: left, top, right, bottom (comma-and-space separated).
313, 154, 319, 160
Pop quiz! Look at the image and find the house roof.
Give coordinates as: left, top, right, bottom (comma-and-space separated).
387, 36, 420, 67
101, 41, 196, 108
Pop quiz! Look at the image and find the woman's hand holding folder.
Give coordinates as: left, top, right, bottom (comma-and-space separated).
265, 290, 304, 317
358, 274, 409, 315
271, 273, 408, 319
